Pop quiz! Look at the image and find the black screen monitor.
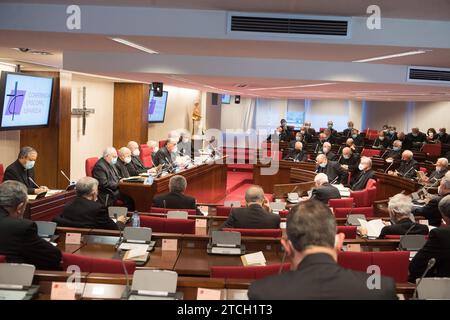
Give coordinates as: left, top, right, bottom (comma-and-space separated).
148, 90, 168, 123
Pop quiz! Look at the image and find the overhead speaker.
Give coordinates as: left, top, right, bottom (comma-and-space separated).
152, 82, 163, 97
211, 93, 218, 106
234, 95, 241, 104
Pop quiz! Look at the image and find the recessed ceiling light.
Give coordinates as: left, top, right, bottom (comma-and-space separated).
110, 37, 159, 54
12, 48, 53, 55
352, 50, 431, 63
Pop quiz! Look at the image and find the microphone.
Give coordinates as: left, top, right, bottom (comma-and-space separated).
412, 258, 436, 299
381, 149, 390, 158
121, 251, 131, 299
279, 250, 287, 274
384, 161, 394, 173
330, 175, 339, 184
104, 194, 110, 208
337, 146, 343, 155
401, 165, 417, 179
163, 200, 166, 209
398, 224, 419, 250
337, 154, 342, 163
60, 170, 71, 183
28, 177, 40, 188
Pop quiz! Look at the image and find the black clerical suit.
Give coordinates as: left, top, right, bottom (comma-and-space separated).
221, 204, 280, 229
378, 218, 429, 239
310, 183, 341, 204
284, 149, 308, 162
248, 253, 397, 300
352, 135, 364, 146
3, 160, 37, 195
322, 150, 337, 161
373, 137, 390, 149
397, 159, 419, 179
152, 191, 199, 214
127, 155, 148, 176
429, 168, 448, 182
177, 141, 192, 158
437, 133, 450, 144
350, 169, 375, 191
342, 128, 354, 138
384, 149, 402, 161
339, 153, 360, 185
54, 196, 120, 230
152, 147, 176, 171
409, 225, 450, 283
115, 159, 131, 179
92, 158, 134, 209
316, 161, 346, 184
407, 132, 427, 150
412, 194, 447, 227
0, 207, 62, 270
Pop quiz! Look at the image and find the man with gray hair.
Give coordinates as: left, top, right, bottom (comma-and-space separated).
350, 156, 375, 191
4, 146, 48, 195
92, 147, 134, 209
0, 180, 62, 270
221, 185, 280, 229
248, 200, 396, 299
321, 142, 337, 161
315, 154, 346, 184
309, 173, 341, 204
389, 150, 418, 179
284, 141, 308, 162
409, 194, 450, 282
54, 177, 126, 230
420, 158, 449, 185
116, 147, 132, 178
126, 141, 149, 175
152, 138, 178, 170
377, 193, 428, 239
152, 175, 199, 214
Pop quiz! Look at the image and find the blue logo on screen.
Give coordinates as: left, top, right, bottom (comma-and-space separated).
5, 81, 26, 121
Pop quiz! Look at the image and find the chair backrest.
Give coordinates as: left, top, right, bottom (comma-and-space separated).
279, 209, 289, 218
216, 206, 233, 217
140, 215, 196, 234
150, 207, 197, 216
158, 140, 166, 148
366, 179, 377, 189
328, 198, 354, 209
85, 157, 99, 177
139, 144, 153, 168
338, 251, 372, 273
419, 167, 428, 173
350, 189, 370, 208
422, 143, 441, 156
0, 163, 4, 183
61, 253, 136, 275
366, 187, 377, 206
0, 255, 5, 263
222, 228, 282, 237
333, 207, 374, 219
336, 226, 357, 239
361, 148, 381, 158
210, 263, 291, 280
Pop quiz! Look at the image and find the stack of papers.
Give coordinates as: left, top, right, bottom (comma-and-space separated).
123, 246, 149, 262
357, 219, 385, 239
241, 251, 266, 266
333, 184, 351, 197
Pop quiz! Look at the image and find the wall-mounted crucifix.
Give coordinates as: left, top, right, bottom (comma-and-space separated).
71, 86, 95, 135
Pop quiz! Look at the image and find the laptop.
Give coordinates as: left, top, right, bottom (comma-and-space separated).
399, 235, 427, 251
126, 270, 182, 300
207, 231, 245, 255
417, 278, 450, 299
0, 264, 39, 300
108, 206, 129, 223
35, 221, 58, 242
118, 227, 156, 251
346, 214, 367, 226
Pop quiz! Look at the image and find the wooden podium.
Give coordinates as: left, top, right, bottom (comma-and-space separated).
374, 172, 419, 200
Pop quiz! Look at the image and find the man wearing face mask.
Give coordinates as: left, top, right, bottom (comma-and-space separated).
289, 132, 305, 148
315, 154, 346, 184
323, 128, 336, 144
339, 147, 360, 185
350, 157, 375, 191
280, 119, 291, 140
320, 142, 337, 161
342, 121, 354, 138
386, 126, 398, 142
304, 121, 316, 136
326, 121, 337, 137
126, 141, 149, 175
153, 138, 178, 170
177, 133, 192, 158
54, 177, 126, 230
437, 128, 449, 144
314, 133, 327, 153
299, 126, 312, 143
412, 173, 450, 227
92, 147, 135, 209
384, 140, 403, 162
284, 142, 308, 162
389, 150, 418, 179
407, 128, 427, 151
116, 147, 132, 178
248, 200, 396, 300
373, 131, 390, 149
350, 129, 364, 146
147, 140, 159, 158
4, 146, 48, 195
419, 158, 449, 186
0, 181, 62, 270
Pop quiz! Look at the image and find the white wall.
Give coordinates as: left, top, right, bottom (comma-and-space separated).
306, 99, 351, 132
411, 101, 450, 132
147, 85, 201, 142
70, 76, 114, 180
0, 64, 20, 168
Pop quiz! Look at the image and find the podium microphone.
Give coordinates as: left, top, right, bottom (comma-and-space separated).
60, 170, 71, 183
412, 258, 436, 299
28, 177, 40, 188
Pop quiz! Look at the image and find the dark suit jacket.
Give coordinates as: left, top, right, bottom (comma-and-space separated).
373, 138, 390, 149
152, 147, 176, 169
409, 226, 450, 282
54, 197, 119, 230
0, 207, 61, 270
429, 168, 448, 182
437, 133, 450, 144
378, 219, 429, 239
339, 153, 360, 184
116, 159, 131, 179
316, 161, 346, 184
350, 169, 375, 191
248, 253, 397, 300
221, 204, 280, 229
92, 158, 121, 206
125, 155, 148, 176
413, 195, 445, 227
284, 150, 308, 162
353, 135, 364, 146
397, 159, 418, 179
310, 183, 341, 204
152, 192, 199, 213
384, 149, 402, 161
3, 159, 36, 194
342, 128, 353, 138
407, 132, 427, 150
325, 151, 337, 161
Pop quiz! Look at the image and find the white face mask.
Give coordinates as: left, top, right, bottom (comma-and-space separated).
436, 166, 442, 172
378, 136, 385, 141
25, 160, 35, 170
153, 147, 159, 153
358, 164, 365, 171
172, 146, 178, 154
323, 147, 330, 154
132, 149, 140, 157
343, 154, 350, 160
124, 157, 132, 164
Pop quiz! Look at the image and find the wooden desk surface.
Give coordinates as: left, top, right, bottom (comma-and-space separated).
25, 190, 76, 221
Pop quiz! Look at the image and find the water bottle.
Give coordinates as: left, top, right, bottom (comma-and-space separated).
132, 211, 140, 228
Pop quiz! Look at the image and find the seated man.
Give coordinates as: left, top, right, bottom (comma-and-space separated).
378, 194, 428, 239
92, 147, 134, 209
289, 132, 305, 148
248, 200, 397, 299
0, 181, 61, 270
320, 142, 336, 161
345, 138, 357, 153
373, 131, 390, 149
339, 147, 360, 185
309, 173, 341, 204
147, 140, 159, 158
437, 128, 450, 144
326, 120, 338, 137
54, 177, 126, 230
152, 175, 199, 214
152, 138, 178, 170
284, 142, 308, 162
389, 150, 418, 179
313, 133, 327, 153
176, 133, 192, 157
3, 146, 48, 195
351, 129, 364, 146
407, 127, 427, 151
279, 118, 291, 142
323, 128, 336, 145
304, 121, 316, 137
384, 140, 402, 162
397, 131, 413, 151
412, 174, 450, 227
315, 154, 346, 184
350, 157, 375, 191
127, 141, 149, 175
221, 185, 280, 229
116, 147, 132, 178
409, 194, 450, 282
419, 158, 449, 186
342, 121, 354, 138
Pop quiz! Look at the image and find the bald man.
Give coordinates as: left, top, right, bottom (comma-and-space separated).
284, 142, 308, 162
127, 141, 149, 176
389, 150, 418, 179
350, 157, 375, 191
221, 185, 280, 229
338, 147, 360, 185
315, 154, 346, 184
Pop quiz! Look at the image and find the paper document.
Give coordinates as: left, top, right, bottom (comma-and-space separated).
241, 251, 266, 266
119, 243, 150, 251
358, 219, 385, 239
